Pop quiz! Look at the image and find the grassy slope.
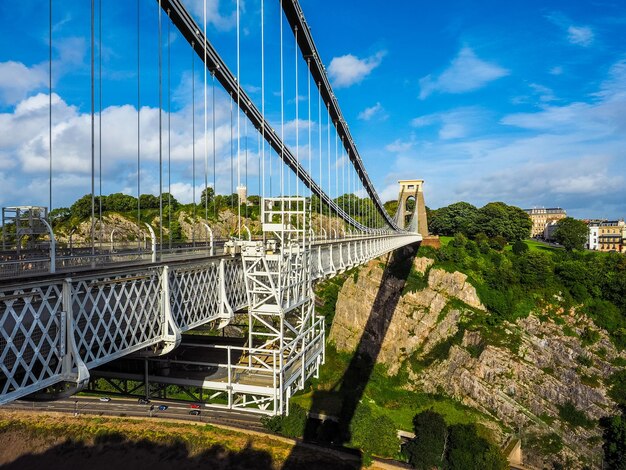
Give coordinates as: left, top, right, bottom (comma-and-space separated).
292, 268, 499, 436
0, 411, 373, 469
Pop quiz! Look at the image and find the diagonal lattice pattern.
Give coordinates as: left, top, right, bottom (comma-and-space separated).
170, 261, 221, 331
0, 282, 64, 402
223, 259, 247, 311
71, 269, 163, 368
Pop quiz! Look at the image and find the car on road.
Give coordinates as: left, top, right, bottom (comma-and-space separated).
158, 405, 168, 411
189, 410, 201, 416
99, 397, 111, 402
138, 398, 150, 405
189, 404, 201, 409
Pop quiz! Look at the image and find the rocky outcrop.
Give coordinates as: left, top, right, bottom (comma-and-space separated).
329, 257, 484, 375
329, 255, 626, 468
54, 209, 261, 246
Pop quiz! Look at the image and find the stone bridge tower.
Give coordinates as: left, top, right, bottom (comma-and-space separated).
396, 179, 429, 237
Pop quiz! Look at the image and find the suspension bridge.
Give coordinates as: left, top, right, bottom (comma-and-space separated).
0, 0, 425, 415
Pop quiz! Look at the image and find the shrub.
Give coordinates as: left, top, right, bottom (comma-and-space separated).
280, 404, 308, 438
403, 410, 446, 469
608, 370, 626, 406
260, 403, 308, 438
576, 354, 593, 368
512, 240, 529, 255
600, 410, 626, 469
350, 403, 400, 459
557, 402, 595, 428
445, 423, 508, 470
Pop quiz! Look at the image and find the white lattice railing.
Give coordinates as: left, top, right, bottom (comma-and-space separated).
0, 233, 418, 405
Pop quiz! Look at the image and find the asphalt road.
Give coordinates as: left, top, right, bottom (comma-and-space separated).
6, 395, 265, 431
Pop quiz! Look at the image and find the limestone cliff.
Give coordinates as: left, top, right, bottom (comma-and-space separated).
53, 209, 261, 246
329, 256, 626, 469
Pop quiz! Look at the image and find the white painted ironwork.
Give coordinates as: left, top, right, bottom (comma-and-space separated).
0, 228, 419, 406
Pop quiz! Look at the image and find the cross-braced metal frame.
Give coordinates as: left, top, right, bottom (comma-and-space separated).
237, 197, 323, 414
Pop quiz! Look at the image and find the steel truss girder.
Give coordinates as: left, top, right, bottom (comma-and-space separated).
0, 258, 245, 405
0, 230, 416, 406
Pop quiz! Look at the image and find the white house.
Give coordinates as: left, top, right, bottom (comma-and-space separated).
587, 224, 600, 250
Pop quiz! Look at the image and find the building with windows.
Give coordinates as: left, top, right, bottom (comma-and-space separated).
598, 220, 626, 253
524, 208, 566, 238
587, 224, 600, 250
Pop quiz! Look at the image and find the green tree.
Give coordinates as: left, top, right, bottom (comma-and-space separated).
139, 193, 160, 209
259, 403, 307, 438
555, 260, 593, 301
608, 370, 626, 406
69, 194, 94, 219
600, 410, 626, 470
428, 202, 479, 237
384, 200, 399, 218
169, 220, 184, 242
444, 424, 508, 470
350, 403, 400, 459
475, 202, 531, 241
105, 193, 138, 212
200, 186, 215, 207
161, 192, 179, 209
554, 217, 588, 251
49, 207, 71, 225
512, 240, 529, 255
514, 251, 554, 288
403, 410, 447, 469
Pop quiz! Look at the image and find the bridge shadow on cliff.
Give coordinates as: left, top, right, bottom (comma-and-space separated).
283, 243, 419, 469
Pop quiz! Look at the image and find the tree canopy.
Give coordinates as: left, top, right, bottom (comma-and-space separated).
403, 410, 507, 470
600, 410, 626, 470
429, 202, 478, 237
403, 410, 447, 469
554, 217, 588, 251
429, 201, 531, 242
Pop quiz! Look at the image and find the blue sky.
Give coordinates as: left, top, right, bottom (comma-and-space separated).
1, 1, 625, 219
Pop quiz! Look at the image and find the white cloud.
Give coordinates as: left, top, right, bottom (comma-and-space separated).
529, 83, 557, 102
380, 58, 626, 218
419, 47, 509, 99
385, 139, 413, 153
0, 61, 48, 105
0, 82, 263, 208
328, 51, 386, 88
546, 13, 595, 48
567, 25, 594, 47
357, 102, 384, 121
549, 66, 564, 75
186, 0, 237, 32
411, 107, 489, 140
